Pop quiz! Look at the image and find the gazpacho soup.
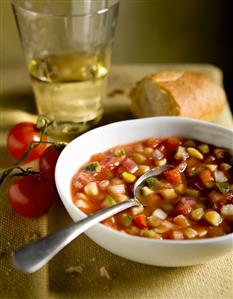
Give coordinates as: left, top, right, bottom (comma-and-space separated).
71, 137, 233, 240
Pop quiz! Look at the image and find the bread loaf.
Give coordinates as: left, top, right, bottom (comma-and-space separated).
130, 70, 226, 121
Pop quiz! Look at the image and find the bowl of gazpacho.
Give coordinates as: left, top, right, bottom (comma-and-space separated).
55, 117, 233, 266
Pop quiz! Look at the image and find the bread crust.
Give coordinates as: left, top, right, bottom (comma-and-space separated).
130, 71, 227, 121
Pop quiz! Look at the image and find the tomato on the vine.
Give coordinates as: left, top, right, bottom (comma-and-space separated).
8, 174, 56, 218
7, 122, 47, 161
39, 145, 62, 183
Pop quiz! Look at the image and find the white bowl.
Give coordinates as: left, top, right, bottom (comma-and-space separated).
55, 117, 233, 267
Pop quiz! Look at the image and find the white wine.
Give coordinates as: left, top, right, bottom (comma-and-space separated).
29, 52, 108, 141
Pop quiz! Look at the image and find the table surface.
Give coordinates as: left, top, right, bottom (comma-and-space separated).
0, 64, 233, 299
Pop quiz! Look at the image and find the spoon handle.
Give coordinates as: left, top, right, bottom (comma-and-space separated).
13, 199, 137, 273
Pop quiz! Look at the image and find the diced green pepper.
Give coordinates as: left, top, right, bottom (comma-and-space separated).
146, 177, 161, 188
185, 188, 199, 197
220, 163, 232, 171
120, 213, 133, 227
216, 182, 230, 193
161, 203, 174, 211
198, 144, 210, 154
188, 166, 203, 176
86, 162, 100, 171
114, 148, 126, 156
141, 186, 155, 196
103, 195, 116, 207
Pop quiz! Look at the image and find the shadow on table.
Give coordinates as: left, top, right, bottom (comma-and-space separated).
0, 90, 37, 114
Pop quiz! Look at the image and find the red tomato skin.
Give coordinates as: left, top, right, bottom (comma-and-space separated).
173, 204, 192, 216
164, 168, 183, 185
8, 175, 56, 218
7, 122, 47, 161
165, 137, 181, 155
133, 215, 148, 229
39, 146, 60, 183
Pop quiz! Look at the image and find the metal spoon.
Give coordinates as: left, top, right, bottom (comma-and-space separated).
13, 165, 170, 273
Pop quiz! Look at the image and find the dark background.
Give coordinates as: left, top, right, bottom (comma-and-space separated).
0, 0, 233, 110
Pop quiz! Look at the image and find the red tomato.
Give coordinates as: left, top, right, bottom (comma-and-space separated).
199, 169, 214, 183
165, 137, 181, 155
7, 122, 47, 161
173, 203, 192, 216
95, 166, 113, 181
91, 153, 107, 162
133, 215, 148, 229
144, 138, 160, 148
39, 145, 61, 183
8, 174, 56, 217
164, 168, 183, 185
121, 158, 138, 173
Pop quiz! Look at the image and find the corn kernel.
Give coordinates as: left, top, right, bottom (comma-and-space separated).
198, 144, 210, 154
220, 204, 233, 221
133, 153, 146, 164
156, 158, 167, 166
143, 147, 154, 157
84, 182, 98, 196
187, 147, 204, 160
206, 164, 218, 172
184, 227, 198, 239
122, 172, 136, 183
205, 211, 222, 226
191, 208, 204, 221
173, 215, 189, 228
141, 186, 155, 197
158, 188, 177, 200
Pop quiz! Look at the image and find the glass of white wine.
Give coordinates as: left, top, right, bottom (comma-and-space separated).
11, 0, 119, 141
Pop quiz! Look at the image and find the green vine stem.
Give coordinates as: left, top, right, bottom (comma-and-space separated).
0, 116, 66, 186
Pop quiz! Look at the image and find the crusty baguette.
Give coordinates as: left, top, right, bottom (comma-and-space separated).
130, 70, 226, 121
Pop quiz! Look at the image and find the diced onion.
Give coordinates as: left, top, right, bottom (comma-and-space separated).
214, 170, 228, 182
84, 182, 99, 196
122, 158, 139, 173
108, 184, 126, 194
98, 180, 110, 191
152, 149, 164, 160
152, 208, 167, 220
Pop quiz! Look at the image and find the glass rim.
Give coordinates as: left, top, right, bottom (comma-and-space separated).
11, 0, 119, 18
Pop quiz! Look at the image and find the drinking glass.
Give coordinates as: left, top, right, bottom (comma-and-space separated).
11, 0, 119, 141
